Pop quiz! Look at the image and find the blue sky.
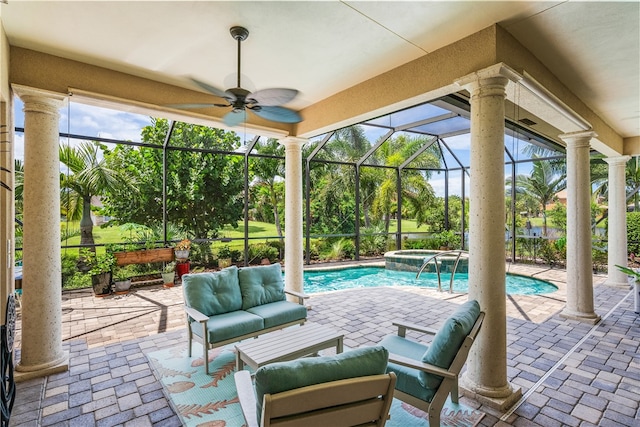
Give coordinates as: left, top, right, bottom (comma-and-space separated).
13, 98, 152, 162
13, 97, 535, 198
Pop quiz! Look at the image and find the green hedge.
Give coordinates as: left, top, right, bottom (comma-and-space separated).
628, 212, 640, 255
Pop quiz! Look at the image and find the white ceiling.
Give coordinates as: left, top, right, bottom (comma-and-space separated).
1, 1, 638, 138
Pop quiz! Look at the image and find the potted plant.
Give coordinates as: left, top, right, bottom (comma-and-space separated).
84, 250, 116, 297
174, 239, 191, 261
112, 265, 135, 294
162, 262, 175, 287
615, 264, 640, 313
217, 245, 233, 268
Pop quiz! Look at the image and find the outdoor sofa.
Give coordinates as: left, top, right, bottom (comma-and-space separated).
182, 263, 308, 374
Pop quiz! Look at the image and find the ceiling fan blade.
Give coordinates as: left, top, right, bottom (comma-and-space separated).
189, 77, 236, 101
253, 106, 302, 123
223, 110, 247, 127
167, 103, 229, 109
248, 88, 299, 106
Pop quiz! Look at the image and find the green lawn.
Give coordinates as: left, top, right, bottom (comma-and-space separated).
60, 220, 282, 253
60, 219, 430, 253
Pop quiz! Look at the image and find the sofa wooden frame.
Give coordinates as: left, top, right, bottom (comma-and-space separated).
184, 288, 308, 375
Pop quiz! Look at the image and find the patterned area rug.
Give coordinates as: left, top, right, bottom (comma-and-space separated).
146, 343, 485, 426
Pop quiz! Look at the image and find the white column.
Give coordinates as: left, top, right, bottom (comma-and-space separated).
280, 136, 306, 294
605, 156, 631, 287
560, 131, 600, 323
13, 86, 69, 379
457, 67, 521, 410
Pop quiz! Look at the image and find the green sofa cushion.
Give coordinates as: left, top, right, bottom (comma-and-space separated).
254, 346, 389, 422
182, 267, 242, 316
420, 300, 480, 388
190, 310, 264, 344
245, 301, 307, 328
238, 263, 286, 310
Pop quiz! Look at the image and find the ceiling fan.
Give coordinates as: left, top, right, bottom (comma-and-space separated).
170, 26, 302, 127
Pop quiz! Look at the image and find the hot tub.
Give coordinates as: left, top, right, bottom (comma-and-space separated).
384, 250, 469, 273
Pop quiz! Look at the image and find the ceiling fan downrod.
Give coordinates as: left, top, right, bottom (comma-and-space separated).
230, 26, 249, 89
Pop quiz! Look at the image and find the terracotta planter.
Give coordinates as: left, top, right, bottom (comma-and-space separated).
91, 272, 112, 297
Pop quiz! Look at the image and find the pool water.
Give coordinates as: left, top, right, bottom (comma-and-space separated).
302, 267, 557, 295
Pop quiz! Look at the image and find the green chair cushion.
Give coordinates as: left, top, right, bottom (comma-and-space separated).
190, 310, 264, 343
254, 346, 389, 422
182, 267, 242, 316
387, 360, 437, 402
420, 300, 480, 388
238, 263, 286, 310
379, 334, 436, 401
245, 301, 307, 328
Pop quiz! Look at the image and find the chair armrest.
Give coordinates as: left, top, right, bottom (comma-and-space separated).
234, 370, 259, 427
388, 352, 457, 380
392, 320, 438, 338
184, 306, 209, 323
284, 289, 310, 304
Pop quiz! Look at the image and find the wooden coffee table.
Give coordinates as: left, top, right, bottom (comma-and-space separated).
235, 322, 344, 371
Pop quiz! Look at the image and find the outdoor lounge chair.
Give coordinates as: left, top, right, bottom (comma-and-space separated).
377, 300, 484, 427
234, 346, 397, 427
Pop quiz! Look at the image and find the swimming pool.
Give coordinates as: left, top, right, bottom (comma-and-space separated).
302, 266, 557, 295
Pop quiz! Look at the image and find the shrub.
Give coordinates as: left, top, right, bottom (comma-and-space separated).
63, 273, 91, 290
360, 226, 387, 255
61, 253, 78, 284
538, 239, 557, 266
266, 240, 284, 259
325, 240, 346, 260
627, 212, 640, 256
592, 247, 608, 273
230, 249, 243, 263
248, 243, 279, 264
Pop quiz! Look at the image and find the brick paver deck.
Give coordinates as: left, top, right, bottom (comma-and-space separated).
9, 263, 639, 426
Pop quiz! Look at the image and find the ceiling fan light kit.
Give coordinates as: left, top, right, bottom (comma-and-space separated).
171, 26, 302, 127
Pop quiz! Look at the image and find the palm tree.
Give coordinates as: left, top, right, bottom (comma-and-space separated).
593, 156, 640, 210
60, 141, 136, 249
328, 126, 379, 227
370, 134, 440, 232
509, 157, 566, 236
252, 138, 285, 244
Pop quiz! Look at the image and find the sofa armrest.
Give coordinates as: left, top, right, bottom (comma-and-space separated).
284, 289, 309, 305
184, 306, 209, 323
388, 352, 457, 380
234, 370, 259, 427
392, 320, 438, 338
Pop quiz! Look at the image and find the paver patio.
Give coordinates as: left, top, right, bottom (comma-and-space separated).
9, 262, 639, 426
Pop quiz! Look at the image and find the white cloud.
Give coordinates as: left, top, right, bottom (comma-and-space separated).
429, 173, 466, 198
441, 134, 470, 150
13, 134, 24, 161
67, 103, 151, 142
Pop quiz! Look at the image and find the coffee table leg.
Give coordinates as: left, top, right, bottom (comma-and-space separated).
236, 351, 245, 371
337, 336, 344, 354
